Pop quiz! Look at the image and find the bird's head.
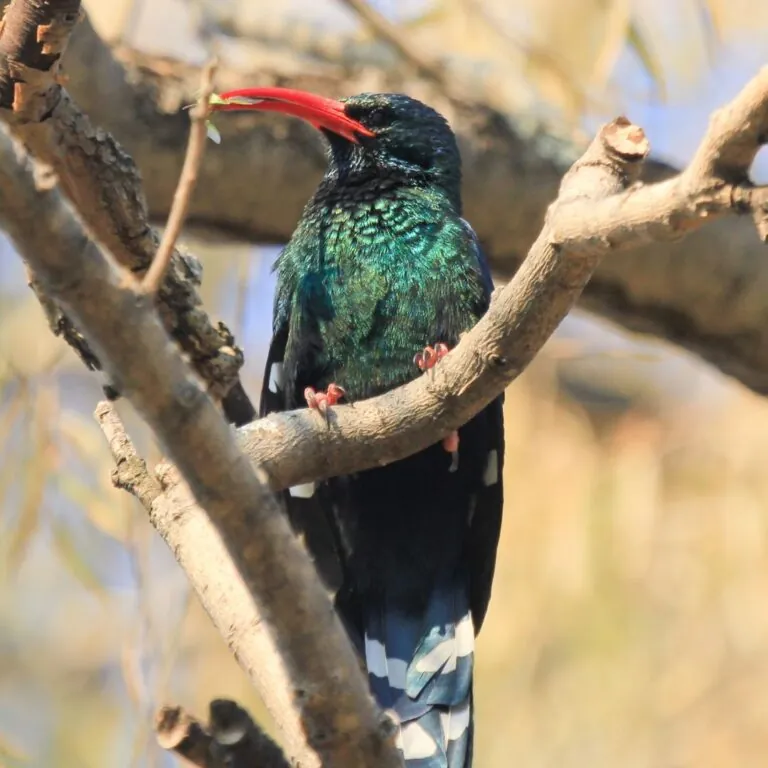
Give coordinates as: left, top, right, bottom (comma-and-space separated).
210, 88, 462, 206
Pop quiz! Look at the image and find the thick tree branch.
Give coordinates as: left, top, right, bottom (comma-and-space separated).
61, 14, 768, 393
0, 131, 401, 768
0, 0, 255, 425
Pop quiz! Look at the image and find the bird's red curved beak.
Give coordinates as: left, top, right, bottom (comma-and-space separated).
210, 87, 375, 144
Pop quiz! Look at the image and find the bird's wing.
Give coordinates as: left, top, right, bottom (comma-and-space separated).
259, 312, 346, 598
460, 218, 505, 633
466, 395, 505, 633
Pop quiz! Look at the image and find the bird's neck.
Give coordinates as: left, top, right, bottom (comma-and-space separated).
309, 171, 461, 222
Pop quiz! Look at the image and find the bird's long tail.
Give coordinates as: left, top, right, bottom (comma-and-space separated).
363, 582, 474, 768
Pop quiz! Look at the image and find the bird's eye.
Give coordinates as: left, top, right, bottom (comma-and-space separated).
366, 108, 388, 128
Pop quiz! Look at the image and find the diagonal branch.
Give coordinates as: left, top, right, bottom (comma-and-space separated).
0, 131, 401, 768
335, 0, 450, 91
0, 0, 255, 425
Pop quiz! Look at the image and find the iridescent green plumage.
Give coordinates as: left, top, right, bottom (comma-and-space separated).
275, 184, 487, 402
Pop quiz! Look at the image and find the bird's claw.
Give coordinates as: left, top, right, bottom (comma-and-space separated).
305, 383, 345, 416
413, 342, 449, 372
442, 430, 459, 454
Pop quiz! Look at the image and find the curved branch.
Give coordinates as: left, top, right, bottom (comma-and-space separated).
61, 14, 768, 393
220, 76, 764, 490
0, 131, 401, 768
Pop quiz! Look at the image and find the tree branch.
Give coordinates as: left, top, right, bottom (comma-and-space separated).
155, 700, 291, 768
0, 130, 401, 768
61, 14, 768, 394
201, 78, 762, 495
97, 399, 331, 766
0, 0, 255, 425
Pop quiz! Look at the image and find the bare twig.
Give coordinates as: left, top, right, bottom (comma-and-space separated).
0, 132, 401, 768
156, 706, 214, 767
0, 0, 255, 425
143, 59, 217, 294
95, 401, 162, 510
336, 0, 450, 91
155, 701, 290, 768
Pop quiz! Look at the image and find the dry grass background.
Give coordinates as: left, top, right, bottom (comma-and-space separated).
3, 0, 768, 764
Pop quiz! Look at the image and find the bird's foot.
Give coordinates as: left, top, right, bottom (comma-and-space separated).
304, 383, 345, 417
414, 343, 456, 455
413, 342, 449, 372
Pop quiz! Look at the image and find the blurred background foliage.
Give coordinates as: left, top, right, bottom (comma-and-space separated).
2, 0, 768, 766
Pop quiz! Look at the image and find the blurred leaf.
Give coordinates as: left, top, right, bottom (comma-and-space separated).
627, 18, 668, 100
57, 409, 111, 464
5, 384, 56, 570
590, 0, 631, 88
0, 382, 29, 516
56, 472, 132, 544
50, 517, 108, 600
206, 120, 222, 144
0, 733, 28, 767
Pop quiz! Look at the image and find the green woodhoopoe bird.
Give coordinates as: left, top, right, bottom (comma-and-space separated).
210, 87, 505, 768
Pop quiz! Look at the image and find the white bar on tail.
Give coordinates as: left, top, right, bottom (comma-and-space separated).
400, 721, 439, 759
440, 698, 471, 742
364, 634, 407, 690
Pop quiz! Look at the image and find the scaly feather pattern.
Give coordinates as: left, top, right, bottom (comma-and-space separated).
258, 92, 505, 767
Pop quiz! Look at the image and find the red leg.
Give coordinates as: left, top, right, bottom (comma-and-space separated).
304, 383, 346, 416
442, 430, 459, 453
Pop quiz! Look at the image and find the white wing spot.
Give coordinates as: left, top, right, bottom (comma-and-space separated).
268, 362, 284, 394
288, 482, 315, 498
482, 449, 498, 486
